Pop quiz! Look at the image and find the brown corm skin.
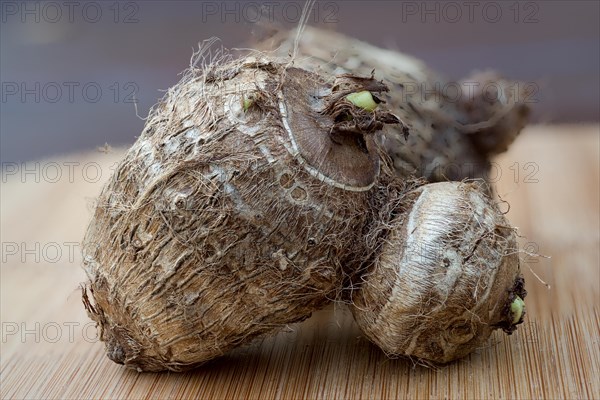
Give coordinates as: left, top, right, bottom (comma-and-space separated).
82, 59, 402, 371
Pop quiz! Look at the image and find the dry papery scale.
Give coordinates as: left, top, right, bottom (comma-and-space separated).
82, 48, 526, 372
260, 27, 530, 184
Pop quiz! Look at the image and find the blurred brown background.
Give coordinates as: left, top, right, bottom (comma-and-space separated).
1, 0, 599, 162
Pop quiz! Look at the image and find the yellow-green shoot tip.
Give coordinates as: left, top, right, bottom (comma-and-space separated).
345, 91, 378, 112
510, 296, 525, 324
243, 97, 253, 112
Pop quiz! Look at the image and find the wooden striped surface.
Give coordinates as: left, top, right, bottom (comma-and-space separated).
1, 125, 599, 399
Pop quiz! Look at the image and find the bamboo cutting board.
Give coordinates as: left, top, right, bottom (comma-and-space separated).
1, 125, 599, 399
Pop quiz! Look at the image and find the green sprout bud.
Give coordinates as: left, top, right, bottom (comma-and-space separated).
510, 296, 525, 324
346, 91, 378, 112
243, 96, 254, 112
